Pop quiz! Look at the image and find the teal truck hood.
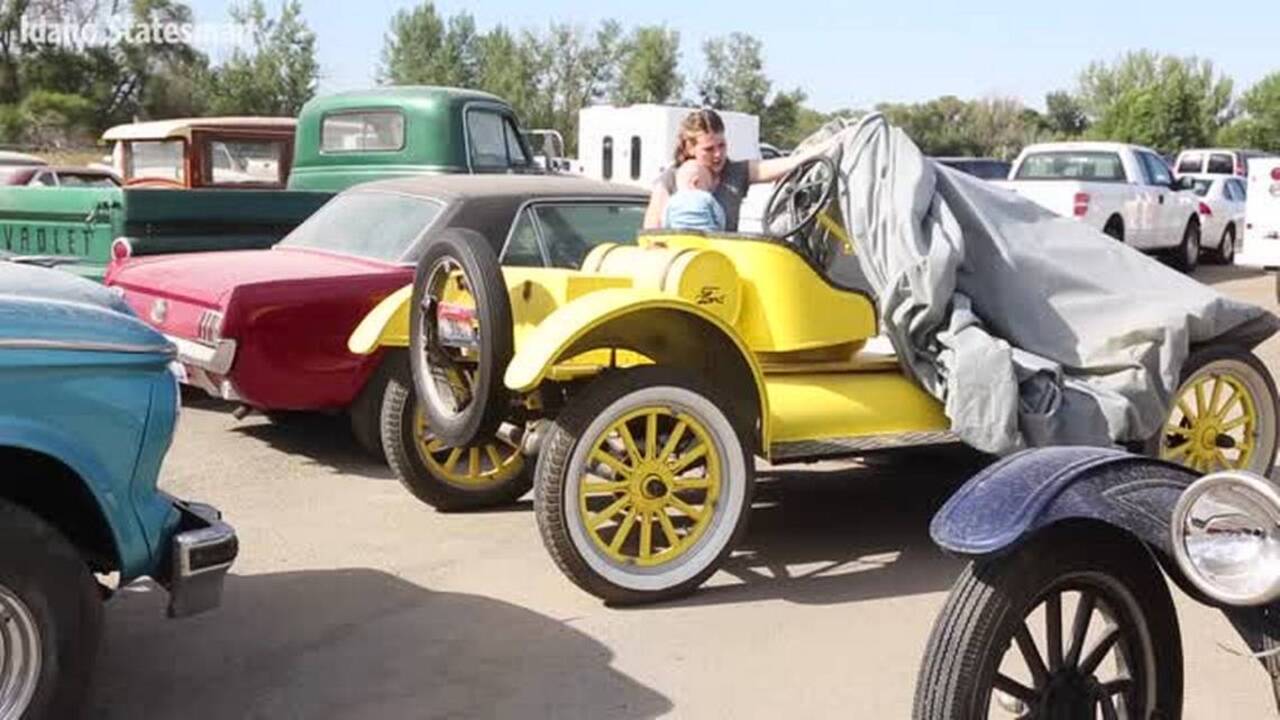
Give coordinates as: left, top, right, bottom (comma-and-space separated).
0, 262, 170, 352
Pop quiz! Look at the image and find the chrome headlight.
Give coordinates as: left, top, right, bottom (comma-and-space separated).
1171, 471, 1280, 606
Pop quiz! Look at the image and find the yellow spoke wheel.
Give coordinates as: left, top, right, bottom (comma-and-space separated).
382, 366, 531, 512
578, 407, 722, 567
535, 368, 753, 605
415, 406, 524, 490
1153, 347, 1278, 476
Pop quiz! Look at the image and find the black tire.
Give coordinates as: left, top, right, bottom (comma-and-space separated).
914, 525, 1182, 720
409, 228, 513, 448
0, 499, 102, 720
1145, 344, 1279, 475
1211, 224, 1236, 265
534, 367, 754, 605
381, 362, 531, 511
348, 354, 396, 460
1171, 218, 1200, 273
1103, 216, 1124, 242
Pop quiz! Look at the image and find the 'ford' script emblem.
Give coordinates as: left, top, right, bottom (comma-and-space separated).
150, 299, 168, 324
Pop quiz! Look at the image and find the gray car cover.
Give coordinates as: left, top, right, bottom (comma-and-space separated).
812, 114, 1279, 454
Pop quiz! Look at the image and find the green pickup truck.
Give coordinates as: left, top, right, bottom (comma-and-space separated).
1, 86, 539, 280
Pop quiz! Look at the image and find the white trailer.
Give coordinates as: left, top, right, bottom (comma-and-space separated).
576, 104, 760, 190
1236, 158, 1280, 269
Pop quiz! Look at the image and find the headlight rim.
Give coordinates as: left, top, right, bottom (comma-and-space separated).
1170, 470, 1280, 607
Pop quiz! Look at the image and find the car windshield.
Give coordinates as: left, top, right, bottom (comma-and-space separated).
1015, 151, 1125, 182
125, 140, 184, 183
279, 191, 444, 262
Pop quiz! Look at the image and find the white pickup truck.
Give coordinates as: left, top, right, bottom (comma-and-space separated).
998, 141, 1204, 271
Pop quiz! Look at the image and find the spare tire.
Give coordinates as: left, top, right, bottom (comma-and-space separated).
410, 228, 513, 447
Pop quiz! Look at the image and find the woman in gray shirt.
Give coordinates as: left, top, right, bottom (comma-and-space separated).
643, 108, 837, 232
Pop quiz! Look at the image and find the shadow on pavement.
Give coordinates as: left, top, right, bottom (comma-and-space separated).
89, 569, 672, 719
234, 412, 396, 481
663, 445, 994, 609
1193, 263, 1269, 286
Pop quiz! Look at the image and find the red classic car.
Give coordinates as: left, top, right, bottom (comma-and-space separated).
106, 174, 648, 508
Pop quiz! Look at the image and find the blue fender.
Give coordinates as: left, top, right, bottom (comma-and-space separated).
931, 446, 1199, 560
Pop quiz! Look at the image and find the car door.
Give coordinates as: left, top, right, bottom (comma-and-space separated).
1138, 151, 1182, 248
1128, 152, 1161, 247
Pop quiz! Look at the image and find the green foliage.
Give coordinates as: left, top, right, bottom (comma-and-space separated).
613, 26, 682, 105
698, 33, 769, 116
204, 0, 318, 116
1077, 51, 1232, 153
380, 3, 477, 87
1044, 91, 1088, 136
872, 96, 1043, 159
1217, 72, 1280, 151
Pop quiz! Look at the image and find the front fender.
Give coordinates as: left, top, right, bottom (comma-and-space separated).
931, 446, 1198, 560
505, 288, 772, 448
348, 284, 411, 354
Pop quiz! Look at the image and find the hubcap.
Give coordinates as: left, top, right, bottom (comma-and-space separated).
0, 585, 41, 719
413, 407, 523, 490
1161, 372, 1257, 472
578, 406, 722, 567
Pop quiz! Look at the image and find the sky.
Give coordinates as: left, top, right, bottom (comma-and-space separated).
187, 0, 1280, 113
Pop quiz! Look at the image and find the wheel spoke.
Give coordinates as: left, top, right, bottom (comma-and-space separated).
993, 674, 1038, 704
1101, 678, 1133, 697
656, 509, 681, 546
589, 495, 632, 530
639, 510, 653, 559
591, 449, 632, 477
1177, 398, 1196, 423
658, 420, 689, 464
1013, 623, 1049, 688
617, 422, 643, 466
673, 477, 712, 491
1209, 377, 1226, 417
1218, 386, 1242, 418
609, 507, 639, 553
644, 412, 658, 460
1221, 415, 1249, 432
1078, 627, 1122, 677
425, 437, 446, 452
1045, 592, 1064, 671
1194, 379, 1208, 418
1098, 694, 1119, 720
582, 476, 630, 494
485, 444, 505, 470
468, 447, 480, 477
442, 447, 463, 473
667, 495, 705, 522
1213, 448, 1233, 470
1065, 592, 1097, 667
1163, 442, 1191, 461
670, 442, 709, 473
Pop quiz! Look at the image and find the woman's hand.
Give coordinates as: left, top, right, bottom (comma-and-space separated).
749, 135, 841, 184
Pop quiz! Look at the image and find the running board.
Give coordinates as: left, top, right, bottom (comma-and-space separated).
770, 430, 961, 462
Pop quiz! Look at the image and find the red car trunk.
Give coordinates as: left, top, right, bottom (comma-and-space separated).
108, 247, 413, 410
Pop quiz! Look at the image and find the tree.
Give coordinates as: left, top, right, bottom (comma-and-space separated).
1217, 72, 1280, 151
1077, 51, 1232, 153
525, 20, 623, 154
612, 25, 681, 105
698, 32, 769, 115
1044, 90, 1088, 136
379, 3, 478, 87
204, 0, 318, 116
760, 87, 804, 146
473, 26, 540, 119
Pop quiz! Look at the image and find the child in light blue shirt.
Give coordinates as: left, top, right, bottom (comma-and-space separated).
663, 160, 726, 232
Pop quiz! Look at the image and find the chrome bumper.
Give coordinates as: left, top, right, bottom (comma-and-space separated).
166, 335, 240, 401
165, 501, 237, 619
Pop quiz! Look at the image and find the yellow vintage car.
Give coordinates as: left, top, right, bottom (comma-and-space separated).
349, 158, 1279, 604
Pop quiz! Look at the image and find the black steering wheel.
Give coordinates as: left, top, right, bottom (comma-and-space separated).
764, 156, 836, 248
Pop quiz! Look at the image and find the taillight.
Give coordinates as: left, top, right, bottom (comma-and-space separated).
1072, 192, 1089, 217
1198, 202, 1212, 216
110, 237, 132, 261
1271, 167, 1280, 181
1236, 159, 1246, 176
197, 310, 224, 343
